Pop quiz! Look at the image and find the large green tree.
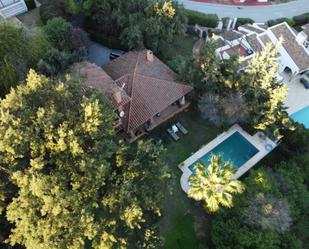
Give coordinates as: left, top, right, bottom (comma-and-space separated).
242, 43, 291, 138
0, 21, 50, 97
86, 0, 187, 53
188, 155, 244, 213
0, 70, 171, 249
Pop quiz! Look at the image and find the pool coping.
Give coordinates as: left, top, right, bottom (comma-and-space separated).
179, 124, 277, 192
290, 105, 309, 128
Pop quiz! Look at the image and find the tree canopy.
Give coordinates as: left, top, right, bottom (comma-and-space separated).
188, 155, 244, 213
179, 41, 291, 137
0, 21, 50, 97
0, 70, 171, 249
85, 0, 187, 52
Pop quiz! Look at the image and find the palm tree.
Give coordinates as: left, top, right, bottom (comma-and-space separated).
188, 155, 245, 213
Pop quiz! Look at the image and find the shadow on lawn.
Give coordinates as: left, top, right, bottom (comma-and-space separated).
146, 108, 222, 249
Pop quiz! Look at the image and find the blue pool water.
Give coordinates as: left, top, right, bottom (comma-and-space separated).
188, 131, 259, 172
291, 106, 309, 129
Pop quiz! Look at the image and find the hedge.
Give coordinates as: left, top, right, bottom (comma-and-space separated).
236, 18, 254, 28
184, 9, 219, 28
293, 13, 309, 26
267, 18, 295, 27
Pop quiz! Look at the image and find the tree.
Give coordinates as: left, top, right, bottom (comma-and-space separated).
188, 155, 244, 213
37, 48, 87, 76
43, 17, 71, 49
244, 193, 292, 233
86, 0, 187, 52
242, 43, 291, 138
0, 70, 171, 248
0, 21, 50, 97
198, 93, 223, 126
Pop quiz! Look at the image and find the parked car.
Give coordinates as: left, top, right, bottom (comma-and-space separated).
109, 49, 126, 60
300, 77, 309, 89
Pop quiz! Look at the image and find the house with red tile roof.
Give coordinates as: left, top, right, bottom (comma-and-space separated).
72, 50, 193, 142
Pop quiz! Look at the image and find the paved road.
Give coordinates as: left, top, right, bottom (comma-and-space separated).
179, 0, 309, 22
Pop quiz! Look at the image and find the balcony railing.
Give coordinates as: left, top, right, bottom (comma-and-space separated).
0, 0, 20, 8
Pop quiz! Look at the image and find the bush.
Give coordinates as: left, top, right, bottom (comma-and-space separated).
64, 27, 89, 51
267, 18, 295, 27
236, 18, 254, 28
293, 12, 309, 26
43, 17, 71, 48
184, 9, 218, 28
25, 0, 36, 10
37, 48, 87, 76
40, 0, 66, 24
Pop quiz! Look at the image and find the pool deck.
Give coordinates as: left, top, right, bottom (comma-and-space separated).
284, 74, 309, 115
179, 124, 277, 192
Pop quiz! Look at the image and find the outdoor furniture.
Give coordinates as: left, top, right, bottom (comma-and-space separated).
167, 128, 179, 141
176, 122, 188, 135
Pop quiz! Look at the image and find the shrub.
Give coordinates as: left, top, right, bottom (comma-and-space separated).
267, 18, 295, 27
184, 9, 218, 28
25, 0, 36, 10
37, 48, 87, 76
236, 18, 254, 28
293, 12, 309, 26
64, 27, 89, 51
43, 17, 71, 49
40, 0, 66, 24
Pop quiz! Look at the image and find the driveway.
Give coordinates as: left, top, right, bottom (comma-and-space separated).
179, 0, 309, 22
87, 41, 111, 66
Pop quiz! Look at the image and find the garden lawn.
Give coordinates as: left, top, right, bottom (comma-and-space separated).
149, 109, 222, 248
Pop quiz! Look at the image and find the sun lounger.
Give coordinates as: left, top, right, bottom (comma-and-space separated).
167, 128, 179, 141
176, 122, 188, 135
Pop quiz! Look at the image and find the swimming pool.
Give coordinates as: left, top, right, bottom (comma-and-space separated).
188, 131, 259, 172
291, 106, 309, 128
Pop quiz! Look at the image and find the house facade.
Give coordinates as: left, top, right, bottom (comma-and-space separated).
212, 22, 309, 80
72, 50, 193, 142
0, 0, 27, 19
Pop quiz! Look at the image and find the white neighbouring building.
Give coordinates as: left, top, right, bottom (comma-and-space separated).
0, 0, 27, 19
213, 22, 309, 80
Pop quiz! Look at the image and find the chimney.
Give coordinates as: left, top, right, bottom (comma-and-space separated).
113, 88, 122, 104
146, 50, 154, 62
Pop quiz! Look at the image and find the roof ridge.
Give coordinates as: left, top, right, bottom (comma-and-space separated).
133, 50, 142, 75
132, 73, 191, 88
124, 74, 136, 133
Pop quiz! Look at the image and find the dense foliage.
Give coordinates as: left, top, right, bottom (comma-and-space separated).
85, 0, 187, 53
38, 17, 88, 76
184, 9, 218, 28
0, 21, 50, 97
210, 159, 309, 249
188, 155, 244, 213
177, 41, 291, 137
0, 71, 171, 249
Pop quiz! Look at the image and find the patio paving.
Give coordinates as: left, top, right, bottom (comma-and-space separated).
284, 74, 309, 115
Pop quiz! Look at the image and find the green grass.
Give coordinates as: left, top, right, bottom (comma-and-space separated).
164, 214, 207, 249
149, 109, 221, 248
